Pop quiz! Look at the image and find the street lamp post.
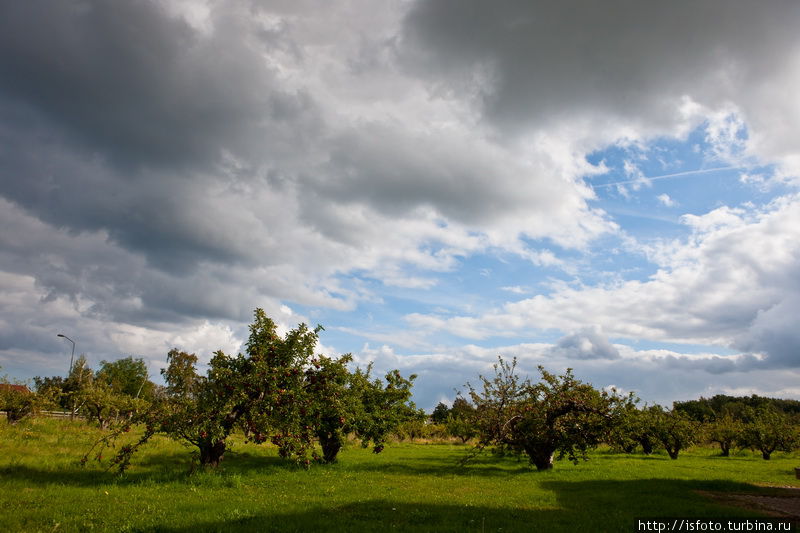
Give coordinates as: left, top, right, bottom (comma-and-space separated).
57, 334, 75, 375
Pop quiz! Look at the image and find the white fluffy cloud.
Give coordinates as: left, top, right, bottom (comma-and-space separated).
407, 194, 800, 370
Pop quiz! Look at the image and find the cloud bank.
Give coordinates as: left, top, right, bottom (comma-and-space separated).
1, 0, 799, 407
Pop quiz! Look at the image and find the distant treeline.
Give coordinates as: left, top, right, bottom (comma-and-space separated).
673, 394, 800, 421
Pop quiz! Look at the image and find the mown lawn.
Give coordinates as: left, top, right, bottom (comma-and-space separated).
1, 417, 798, 532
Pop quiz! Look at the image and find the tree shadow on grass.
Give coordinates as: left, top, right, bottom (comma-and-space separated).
0, 452, 293, 488
148, 479, 778, 533
335, 453, 533, 478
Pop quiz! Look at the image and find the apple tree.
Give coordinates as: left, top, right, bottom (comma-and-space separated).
465, 358, 626, 471
88, 309, 418, 471
739, 405, 799, 460
650, 406, 699, 460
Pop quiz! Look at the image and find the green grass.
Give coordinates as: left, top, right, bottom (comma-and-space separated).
1, 418, 799, 532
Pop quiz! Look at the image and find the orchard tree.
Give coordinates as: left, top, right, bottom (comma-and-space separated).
651, 406, 699, 460
631, 406, 662, 455
606, 402, 641, 454
466, 358, 626, 471
302, 353, 360, 463
608, 405, 662, 455
78, 381, 148, 429
740, 405, 799, 460
451, 397, 475, 419
87, 309, 418, 471
1, 384, 35, 423
446, 414, 477, 444
349, 365, 421, 454
705, 413, 743, 457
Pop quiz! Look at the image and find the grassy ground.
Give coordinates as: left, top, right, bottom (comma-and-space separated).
1, 417, 798, 532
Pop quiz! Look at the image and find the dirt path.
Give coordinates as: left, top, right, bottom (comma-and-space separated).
699, 486, 800, 519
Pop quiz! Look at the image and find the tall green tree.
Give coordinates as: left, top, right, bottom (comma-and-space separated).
96, 357, 154, 400
431, 402, 450, 424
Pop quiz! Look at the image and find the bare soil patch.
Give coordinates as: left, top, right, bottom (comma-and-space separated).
698, 486, 800, 519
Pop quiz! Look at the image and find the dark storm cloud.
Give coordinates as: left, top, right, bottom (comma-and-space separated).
0, 0, 328, 279
0, 0, 315, 171
309, 122, 563, 225
401, 0, 800, 135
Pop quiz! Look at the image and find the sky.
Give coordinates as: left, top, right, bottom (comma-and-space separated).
1, 0, 800, 411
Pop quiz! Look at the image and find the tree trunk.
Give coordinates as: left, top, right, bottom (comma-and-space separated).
667, 447, 679, 460
622, 443, 637, 454
719, 443, 730, 457
199, 439, 226, 467
640, 438, 654, 455
319, 432, 342, 463
526, 447, 555, 471
761, 450, 771, 460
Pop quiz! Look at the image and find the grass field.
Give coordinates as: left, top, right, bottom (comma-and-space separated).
1, 417, 798, 532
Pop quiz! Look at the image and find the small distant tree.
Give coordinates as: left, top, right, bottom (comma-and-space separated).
1, 386, 33, 423
740, 405, 799, 460
1, 367, 55, 423
431, 402, 450, 424
446, 414, 477, 444
444, 396, 477, 443
33, 375, 67, 410
450, 396, 475, 419
705, 413, 743, 457
77, 382, 148, 429
96, 357, 154, 400
70, 356, 154, 429
66, 355, 94, 418
651, 406, 699, 460
0, 383, 35, 423
466, 357, 624, 471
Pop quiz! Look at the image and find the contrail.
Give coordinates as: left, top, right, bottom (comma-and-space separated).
590, 166, 742, 189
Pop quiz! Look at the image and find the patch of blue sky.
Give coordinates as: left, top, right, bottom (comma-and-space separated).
586, 124, 784, 238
